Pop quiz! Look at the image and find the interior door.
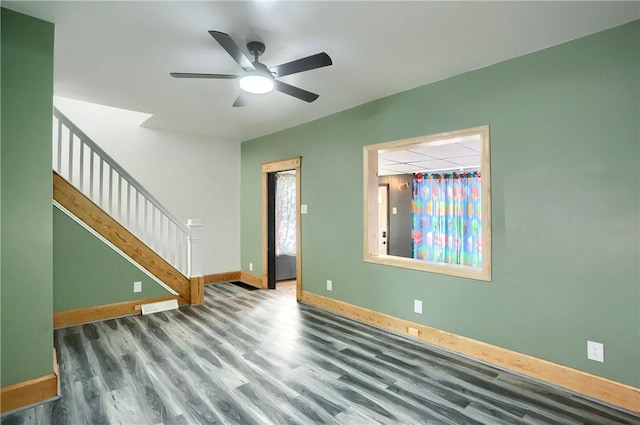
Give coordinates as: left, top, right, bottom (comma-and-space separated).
267, 172, 277, 289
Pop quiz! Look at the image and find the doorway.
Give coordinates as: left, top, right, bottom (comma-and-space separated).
378, 185, 389, 255
261, 157, 302, 300
271, 170, 297, 296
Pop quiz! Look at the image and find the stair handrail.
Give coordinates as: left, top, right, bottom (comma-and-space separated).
53, 107, 189, 234
52, 107, 193, 277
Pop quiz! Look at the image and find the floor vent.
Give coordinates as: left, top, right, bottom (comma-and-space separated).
230, 281, 260, 291
141, 299, 179, 315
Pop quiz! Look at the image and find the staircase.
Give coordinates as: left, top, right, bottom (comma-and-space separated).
52, 107, 203, 305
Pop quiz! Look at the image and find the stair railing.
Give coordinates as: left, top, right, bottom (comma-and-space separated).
52, 107, 191, 277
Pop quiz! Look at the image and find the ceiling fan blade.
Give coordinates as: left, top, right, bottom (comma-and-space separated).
232, 93, 247, 107
208, 31, 255, 71
274, 81, 319, 103
170, 72, 239, 79
269, 52, 332, 78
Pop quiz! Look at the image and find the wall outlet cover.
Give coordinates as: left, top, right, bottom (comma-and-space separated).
414, 299, 423, 314
326, 280, 333, 291
249, 263, 253, 272
587, 340, 604, 362
133, 281, 142, 293
301, 204, 308, 214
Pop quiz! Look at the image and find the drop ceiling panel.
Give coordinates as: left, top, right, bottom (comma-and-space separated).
379, 158, 400, 166
378, 140, 482, 175
410, 159, 461, 171
378, 168, 396, 177
459, 139, 482, 152
444, 155, 481, 167
408, 143, 477, 159
381, 163, 424, 174
379, 150, 434, 163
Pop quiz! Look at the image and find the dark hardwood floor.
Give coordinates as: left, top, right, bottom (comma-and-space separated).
2, 283, 638, 425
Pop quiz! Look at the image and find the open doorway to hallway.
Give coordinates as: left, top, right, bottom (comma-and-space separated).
262, 157, 302, 300
272, 170, 297, 297
275, 279, 297, 297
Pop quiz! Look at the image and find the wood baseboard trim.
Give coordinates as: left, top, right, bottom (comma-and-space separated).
52, 348, 59, 380
53, 294, 184, 328
204, 271, 241, 285
300, 291, 640, 414
240, 271, 264, 289
1, 373, 58, 414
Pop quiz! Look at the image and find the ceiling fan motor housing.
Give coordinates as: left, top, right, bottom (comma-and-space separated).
247, 41, 266, 58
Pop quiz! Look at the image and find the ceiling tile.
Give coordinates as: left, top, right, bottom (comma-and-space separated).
444, 155, 481, 167
378, 168, 395, 176
458, 139, 481, 152
379, 158, 399, 166
410, 159, 460, 171
379, 150, 432, 163
381, 163, 423, 174
408, 143, 476, 159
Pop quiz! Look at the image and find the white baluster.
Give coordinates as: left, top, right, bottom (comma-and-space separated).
79, 140, 84, 192
89, 149, 95, 200
68, 132, 74, 182
56, 120, 62, 172
99, 158, 104, 208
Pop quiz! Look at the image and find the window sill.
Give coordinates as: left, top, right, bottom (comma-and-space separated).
364, 253, 491, 281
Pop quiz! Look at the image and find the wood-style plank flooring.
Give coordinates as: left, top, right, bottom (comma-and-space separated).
276, 280, 296, 297
2, 283, 638, 425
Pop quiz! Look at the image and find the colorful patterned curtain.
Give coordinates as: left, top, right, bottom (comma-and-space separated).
411, 171, 482, 267
275, 173, 297, 256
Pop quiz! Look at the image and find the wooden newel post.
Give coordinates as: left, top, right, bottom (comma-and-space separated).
187, 219, 204, 304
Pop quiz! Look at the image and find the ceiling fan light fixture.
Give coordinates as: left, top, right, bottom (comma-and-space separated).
239, 73, 274, 94
172, 31, 332, 105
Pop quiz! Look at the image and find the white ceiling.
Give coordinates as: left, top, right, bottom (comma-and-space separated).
4, 1, 639, 142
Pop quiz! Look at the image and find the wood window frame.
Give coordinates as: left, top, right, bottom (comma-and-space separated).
363, 125, 492, 281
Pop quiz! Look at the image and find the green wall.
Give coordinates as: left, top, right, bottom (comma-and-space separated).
1, 8, 55, 387
241, 21, 640, 387
53, 207, 171, 311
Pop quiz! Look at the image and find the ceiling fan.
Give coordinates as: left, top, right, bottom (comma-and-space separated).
171, 31, 333, 107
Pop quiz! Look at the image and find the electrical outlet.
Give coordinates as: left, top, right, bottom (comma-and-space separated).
587, 340, 604, 362
249, 263, 253, 272
326, 280, 333, 291
407, 327, 419, 337
414, 299, 423, 314
133, 281, 142, 293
